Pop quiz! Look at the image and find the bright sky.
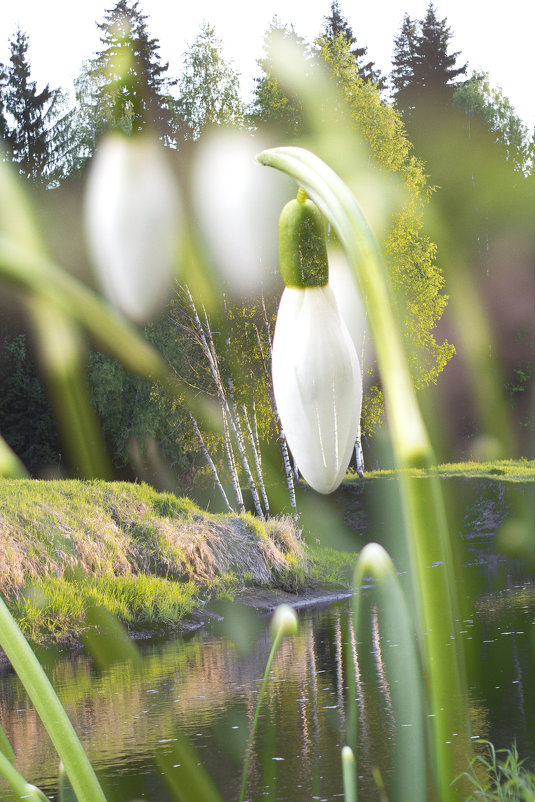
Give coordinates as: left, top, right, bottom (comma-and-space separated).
1, 0, 533, 130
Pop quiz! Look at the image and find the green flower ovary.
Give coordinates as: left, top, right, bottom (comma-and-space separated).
278, 195, 329, 288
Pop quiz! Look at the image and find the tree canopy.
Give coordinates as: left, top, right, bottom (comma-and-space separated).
248, 19, 309, 135
174, 24, 245, 141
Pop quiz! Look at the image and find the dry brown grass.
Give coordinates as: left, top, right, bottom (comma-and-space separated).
0, 479, 305, 597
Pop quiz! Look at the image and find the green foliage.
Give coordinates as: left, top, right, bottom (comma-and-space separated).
360, 385, 384, 438
347, 459, 535, 482
304, 541, 357, 587
0, 331, 61, 473
391, 3, 467, 121
453, 71, 532, 173
87, 316, 198, 478
0, 477, 306, 643
248, 20, 309, 134
321, 0, 383, 87
91, 0, 175, 141
174, 23, 245, 141
318, 33, 455, 401
11, 573, 198, 642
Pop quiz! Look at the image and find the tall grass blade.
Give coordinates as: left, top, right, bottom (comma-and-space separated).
352, 543, 427, 801
0, 595, 107, 802
341, 745, 357, 802
157, 735, 224, 802
0, 751, 49, 801
0, 723, 16, 765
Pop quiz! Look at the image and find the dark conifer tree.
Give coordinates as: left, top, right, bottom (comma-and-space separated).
322, 0, 384, 87
94, 0, 175, 143
2, 29, 58, 181
414, 3, 467, 101
391, 4, 466, 121
0, 63, 9, 143
391, 13, 418, 115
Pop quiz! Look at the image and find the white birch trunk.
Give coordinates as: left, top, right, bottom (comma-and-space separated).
202, 309, 265, 519
242, 404, 270, 518
223, 410, 245, 512
190, 412, 233, 512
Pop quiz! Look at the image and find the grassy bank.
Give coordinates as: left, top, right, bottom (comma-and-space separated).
1, 478, 324, 646
348, 458, 535, 483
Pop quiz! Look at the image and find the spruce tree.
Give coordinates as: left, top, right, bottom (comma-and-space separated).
0, 63, 9, 143
93, 0, 175, 143
322, 0, 383, 87
391, 4, 466, 121
391, 14, 418, 115
2, 29, 58, 182
414, 3, 466, 101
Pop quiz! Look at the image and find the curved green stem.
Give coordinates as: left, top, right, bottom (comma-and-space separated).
0, 750, 49, 801
238, 629, 283, 802
0, 596, 107, 802
257, 146, 470, 798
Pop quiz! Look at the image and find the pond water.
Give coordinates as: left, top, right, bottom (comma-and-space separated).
0, 478, 534, 801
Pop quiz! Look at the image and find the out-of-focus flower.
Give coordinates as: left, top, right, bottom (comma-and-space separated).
84, 131, 181, 324
192, 130, 290, 295
270, 603, 298, 640
272, 284, 362, 494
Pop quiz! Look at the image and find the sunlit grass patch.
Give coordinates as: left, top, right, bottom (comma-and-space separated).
9, 574, 200, 644
304, 541, 357, 588
347, 459, 535, 483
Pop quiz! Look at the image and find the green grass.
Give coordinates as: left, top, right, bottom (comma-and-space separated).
0, 478, 306, 645
347, 459, 535, 483
9, 574, 200, 644
459, 742, 535, 801
304, 541, 358, 588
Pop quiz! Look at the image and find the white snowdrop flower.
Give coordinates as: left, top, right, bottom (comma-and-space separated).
272, 283, 362, 494
192, 130, 290, 295
84, 131, 181, 324
328, 246, 369, 368
272, 192, 362, 495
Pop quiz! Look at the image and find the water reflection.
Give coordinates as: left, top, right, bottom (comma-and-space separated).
0, 479, 533, 801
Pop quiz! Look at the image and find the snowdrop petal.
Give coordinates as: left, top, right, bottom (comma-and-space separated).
272, 285, 362, 494
84, 132, 181, 324
328, 247, 369, 366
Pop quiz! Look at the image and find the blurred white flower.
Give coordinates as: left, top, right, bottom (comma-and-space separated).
272, 284, 362, 494
84, 131, 181, 324
270, 603, 298, 640
192, 130, 291, 295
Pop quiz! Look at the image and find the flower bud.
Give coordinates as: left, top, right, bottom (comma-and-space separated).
278, 193, 328, 288
270, 603, 298, 640
272, 284, 362, 494
84, 131, 181, 324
